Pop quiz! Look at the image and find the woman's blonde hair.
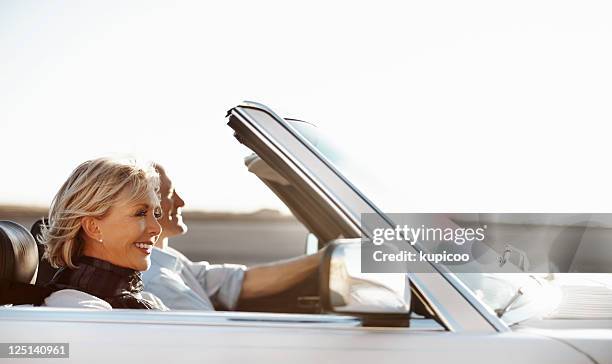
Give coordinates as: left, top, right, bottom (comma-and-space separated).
41, 157, 160, 269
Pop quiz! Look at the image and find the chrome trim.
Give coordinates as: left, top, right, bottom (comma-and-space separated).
231, 107, 363, 236
0, 307, 361, 327
0, 307, 444, 332
241, 101, 390, 227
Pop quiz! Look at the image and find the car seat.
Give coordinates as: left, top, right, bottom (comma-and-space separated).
0, 220, 52, 305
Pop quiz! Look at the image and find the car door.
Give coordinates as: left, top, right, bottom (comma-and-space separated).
0, 306, 591, 364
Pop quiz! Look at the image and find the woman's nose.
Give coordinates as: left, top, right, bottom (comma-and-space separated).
148, 213, 162, 237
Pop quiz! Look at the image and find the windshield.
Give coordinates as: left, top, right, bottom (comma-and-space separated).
288, 120, 612, 325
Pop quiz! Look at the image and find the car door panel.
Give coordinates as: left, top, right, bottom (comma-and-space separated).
0, 308, 589, 364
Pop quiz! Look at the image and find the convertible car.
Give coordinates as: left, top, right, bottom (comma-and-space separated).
1, 102, 611, 363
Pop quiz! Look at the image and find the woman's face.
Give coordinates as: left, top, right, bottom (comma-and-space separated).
85, 188, 163, 271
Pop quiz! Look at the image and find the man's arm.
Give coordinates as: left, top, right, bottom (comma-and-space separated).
239, 249, 324, 299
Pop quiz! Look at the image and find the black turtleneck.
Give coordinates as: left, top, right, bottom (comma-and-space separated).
48, 255, 164, 310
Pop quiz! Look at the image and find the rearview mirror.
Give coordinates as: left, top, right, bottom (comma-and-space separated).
320, 239, 411, 326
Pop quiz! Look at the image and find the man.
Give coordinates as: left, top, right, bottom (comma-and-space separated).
141, 165, 322, 310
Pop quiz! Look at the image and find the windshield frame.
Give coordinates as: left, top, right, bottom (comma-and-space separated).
228, 101, 509, 333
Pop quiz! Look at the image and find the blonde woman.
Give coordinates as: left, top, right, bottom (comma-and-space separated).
42, 157, 167, 310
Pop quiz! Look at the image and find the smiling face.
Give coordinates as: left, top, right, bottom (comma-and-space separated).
81, 188, 163, 271
155, 165, 187, 243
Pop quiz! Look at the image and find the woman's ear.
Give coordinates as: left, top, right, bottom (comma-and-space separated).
81, 216, 102, 242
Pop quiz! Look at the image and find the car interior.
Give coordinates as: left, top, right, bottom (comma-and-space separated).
1, 204, 436, 322
238, 153, 437, 320
1, 217, 436, 326
0, 136, 438, 325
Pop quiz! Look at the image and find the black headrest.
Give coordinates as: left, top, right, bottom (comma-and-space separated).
30, 218, 47, 256
30, 218, 59, 286
0, 220, 39, 284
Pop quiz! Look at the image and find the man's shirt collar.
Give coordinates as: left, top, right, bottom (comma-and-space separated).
150, 246, 182, 272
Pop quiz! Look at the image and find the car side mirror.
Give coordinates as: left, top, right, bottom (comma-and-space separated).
319, 239, 411, 326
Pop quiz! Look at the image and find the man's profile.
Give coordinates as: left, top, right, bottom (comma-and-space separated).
142, 164, 322, 310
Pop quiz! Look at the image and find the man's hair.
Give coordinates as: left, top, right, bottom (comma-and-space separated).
41, 157, 160, 268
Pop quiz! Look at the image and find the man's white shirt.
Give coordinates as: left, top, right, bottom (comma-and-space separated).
141, 246, 246, 310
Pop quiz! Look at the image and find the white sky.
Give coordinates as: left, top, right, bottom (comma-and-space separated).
1, 1, 611, 213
